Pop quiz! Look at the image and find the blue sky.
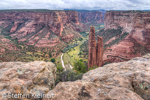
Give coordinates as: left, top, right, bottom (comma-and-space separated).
0, 0, 150, 10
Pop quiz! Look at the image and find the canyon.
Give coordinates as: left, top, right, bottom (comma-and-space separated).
0, 10, 104, 62
0, 10, 82, 48
0, 9, 150, 100
103, 11, 150, 63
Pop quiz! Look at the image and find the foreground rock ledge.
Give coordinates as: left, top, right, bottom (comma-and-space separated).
45, 54, 150, 100
0, 61, 56, 100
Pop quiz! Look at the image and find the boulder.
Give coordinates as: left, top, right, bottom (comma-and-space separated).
0, 61, 56, 100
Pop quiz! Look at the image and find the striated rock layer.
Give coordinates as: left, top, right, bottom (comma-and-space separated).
0, 61, 56, 100
104, 11, 150, 50
45, 54, 150, 100
0, 10, 82, 48
88, 27, 103, 68
103, 11, 150, 63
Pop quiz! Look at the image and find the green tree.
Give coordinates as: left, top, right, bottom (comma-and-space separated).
73, 59, 87, 73
78, 51, 82, 55
79, 59, 83, 62
78, 38, 83, 41
51, 58, 56, 63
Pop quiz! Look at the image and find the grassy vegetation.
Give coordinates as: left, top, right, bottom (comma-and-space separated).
55, 37, 88, 70
80, 31, 89, 38
86, 23, 104, 31
62, 43, 78, 53
55, 54, 62, 67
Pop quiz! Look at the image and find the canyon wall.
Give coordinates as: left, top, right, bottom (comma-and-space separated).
77, 10, 104, 23
103, 11, 150, 63
104, 11, 150, 50
0, 10, 82, 48
88, 26, 103, 68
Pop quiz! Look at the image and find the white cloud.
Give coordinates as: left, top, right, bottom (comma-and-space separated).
0, 0, 150, 10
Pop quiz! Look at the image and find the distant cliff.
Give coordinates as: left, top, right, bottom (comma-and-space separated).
103, 11, 150, 63
77, 10, 104, 24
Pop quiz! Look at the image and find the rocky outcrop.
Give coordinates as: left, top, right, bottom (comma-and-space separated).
0, 61, 56, 100
45, 54, 150, 100
103, 11, 150, 63
77, 10, 104, 23
88, 27, 103, 68
88, 26, 97, 68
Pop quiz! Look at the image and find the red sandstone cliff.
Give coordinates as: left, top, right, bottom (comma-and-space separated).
103, 11, 150, 63
0, 10, 82, 48
88, 27, 103, 68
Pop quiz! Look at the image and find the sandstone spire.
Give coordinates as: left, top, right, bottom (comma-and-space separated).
96, 36, 103, 67
88, 26, 97, 68
88, 26, 103, 69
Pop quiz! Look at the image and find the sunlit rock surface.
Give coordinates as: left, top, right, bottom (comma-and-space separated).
0, 61, 56, 100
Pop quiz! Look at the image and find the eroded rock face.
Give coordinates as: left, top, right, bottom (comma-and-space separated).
104, 11, 150, 50
88, 26, 97, 68
88, 27, 103, 68
0, 10, 82, 48
78, 11, 104, 23
0, 61, 56, 100
0, 36, 18, 55
45, 54, 150, 100
44, 81, 143, 100
96, 36, 103, 67
103, 11, 150, 63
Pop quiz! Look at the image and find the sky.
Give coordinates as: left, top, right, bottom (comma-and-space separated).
0, 0, 150, 10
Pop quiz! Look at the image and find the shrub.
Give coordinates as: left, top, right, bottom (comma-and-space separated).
78, 38, 83, 41
50, 58, 56, 63
55, 69, 84, 85
79, 59, 83, 62
56, 65, 64, 73
78, 51, 82, 55
73, 59, 87, 73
